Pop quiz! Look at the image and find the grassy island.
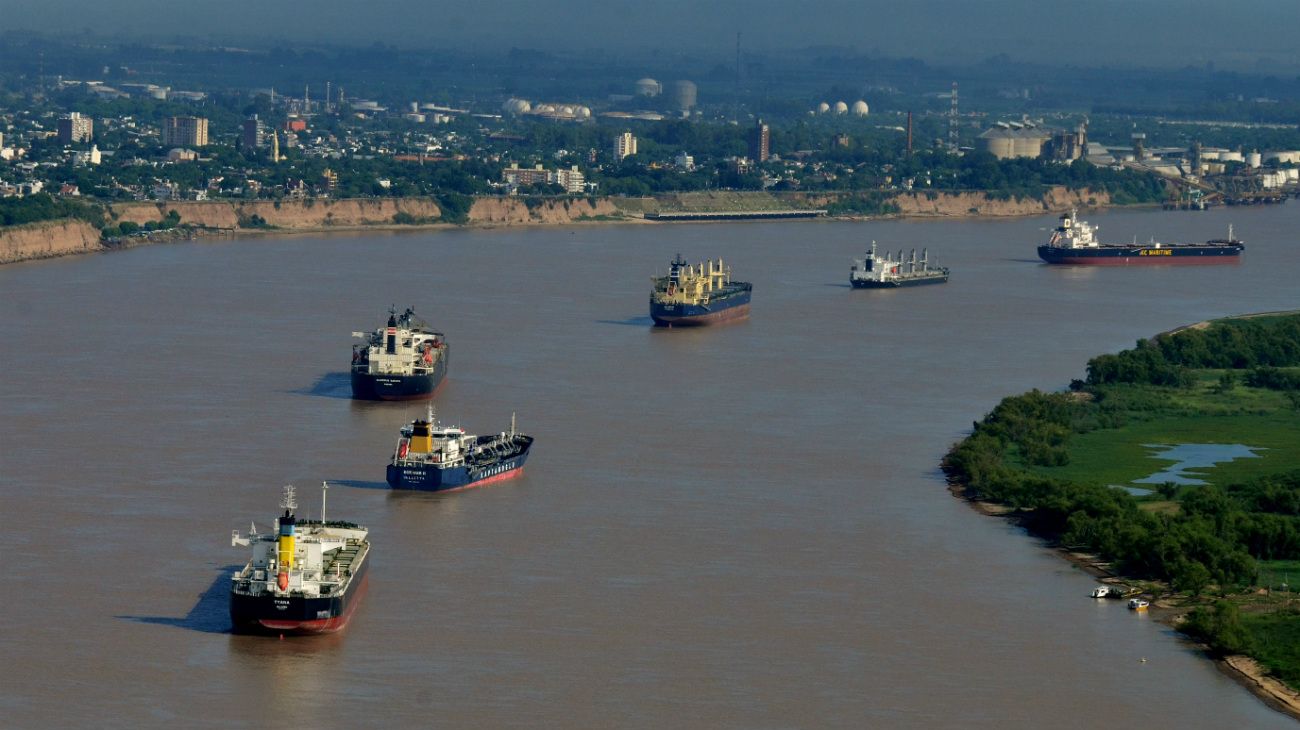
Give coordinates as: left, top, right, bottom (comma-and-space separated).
943, 312, 1300, 703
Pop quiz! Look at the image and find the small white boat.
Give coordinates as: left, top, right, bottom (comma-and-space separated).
1128, 598, 1150, 611
1092, 585, 1119, 599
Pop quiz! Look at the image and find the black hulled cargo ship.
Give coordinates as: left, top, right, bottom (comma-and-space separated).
386, 407, 534, 492
850, 243, 949, 288
351, 307, 448, 400
230, 484, 370, 635
1038, 209, 1244, 265
650, 254, 752, 327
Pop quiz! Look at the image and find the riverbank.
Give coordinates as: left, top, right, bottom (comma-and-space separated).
0, 185, 1113, 266
943, 313, 1300, 721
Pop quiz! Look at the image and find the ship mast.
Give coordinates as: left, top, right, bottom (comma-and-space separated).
320, 480, 329, 524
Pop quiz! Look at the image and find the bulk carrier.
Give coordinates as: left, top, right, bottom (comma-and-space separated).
386, 407, 534, 492
1038, 209, 1244, 265
351, 307, 448, 400
229, 484, 369, 635
649, 254, 752, 327
850, 244, 949, 288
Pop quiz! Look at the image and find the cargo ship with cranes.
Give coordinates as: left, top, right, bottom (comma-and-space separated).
850, 243, 949, 288
351, 307, 448, 400
1037, 209, 1244, 265
649, 254, 752, 326
229, 484, 370, 635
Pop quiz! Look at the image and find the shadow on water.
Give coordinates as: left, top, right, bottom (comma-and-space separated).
292, 372, 353, 400
825, 283, 853, 288
329, 479, 390, 491
596, 316, 655, 327
1003, 258, 1046, 264
118, 564, 238, 634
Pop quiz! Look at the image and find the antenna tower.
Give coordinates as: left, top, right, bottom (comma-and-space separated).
948, 82, 959, 151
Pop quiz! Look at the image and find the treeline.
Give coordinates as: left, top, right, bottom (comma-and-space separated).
1087, 316, 1300, 386
944, 314, 1300, 594
0, 193, 105, 228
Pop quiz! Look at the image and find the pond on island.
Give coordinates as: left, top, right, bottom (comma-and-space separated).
1118, 443, 1264, 495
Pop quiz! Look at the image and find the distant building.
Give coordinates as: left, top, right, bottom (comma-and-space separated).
241, 116, 265, 150
320, 168, 338, 194
72, 145, 102, 166
167, 148, 199, 162
675, 152, 695, 171
553, 166, 585, 194
502, 163, 586, 194
284, 118, 307, 132
614, 131, 637, 160
749, 120, 770, 163
58, 112, 93, 144
163, 116, 209, 147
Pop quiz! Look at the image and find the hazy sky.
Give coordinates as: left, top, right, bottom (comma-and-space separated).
7, 0, 1299, 69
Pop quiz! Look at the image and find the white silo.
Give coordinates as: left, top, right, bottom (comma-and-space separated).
635, 78, 662, 97
817, 102, 830, 114
671, 80, 697, 112
576, 106, 592, 119
851, 100, 869, 116
1247, 151, 1262, 168
833, 101, 848, 114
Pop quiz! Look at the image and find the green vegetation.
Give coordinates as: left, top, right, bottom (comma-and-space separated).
1242, 609, 1300, 687
944, 313, 1300, 685
0, 194, 105, 228
100, 210, 185, 239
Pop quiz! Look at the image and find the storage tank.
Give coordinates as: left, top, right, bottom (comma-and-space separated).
1247, 151, 1262, 168
980, 131, 1015, 159
502, 98, 531, 115
671, 80, 697, 111
833, 101, 848, 114
817, 102, 830, 114
851, 100, 869, 116
635, 78, 662, 97
1012, 132, 1045, 158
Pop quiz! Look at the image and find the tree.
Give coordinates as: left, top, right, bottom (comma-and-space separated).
1182, 601, 1253, 655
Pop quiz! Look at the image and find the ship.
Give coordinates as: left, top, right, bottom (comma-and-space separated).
1037, 209, 1244, 265
649, 254, 753, 327
229, 484, 370, 635
386, 406, 534, 492
850, 243, 949, 288
351, 307, 448, 400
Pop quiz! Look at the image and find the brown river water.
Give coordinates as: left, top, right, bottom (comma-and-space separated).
1, 205, 1298, 727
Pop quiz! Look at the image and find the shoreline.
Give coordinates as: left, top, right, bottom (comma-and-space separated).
946, 444, 1300, 722
0, 186, 1119, 267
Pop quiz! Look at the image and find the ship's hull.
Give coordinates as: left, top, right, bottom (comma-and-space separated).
387, 439, 533, 492
229, 555, 369, 636
650, 291, 752, 327
1038, 244, 1243, 265
351, 355, 448, 401
851, 274, 949, 288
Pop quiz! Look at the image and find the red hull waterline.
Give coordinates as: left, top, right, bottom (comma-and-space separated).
1046, 256, 1242, 266
437, 467, 526, 494
257, 574, 369, 635
654, 303, 751, 327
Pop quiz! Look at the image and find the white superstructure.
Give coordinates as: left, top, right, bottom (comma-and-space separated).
1045, 209, 1101, 250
